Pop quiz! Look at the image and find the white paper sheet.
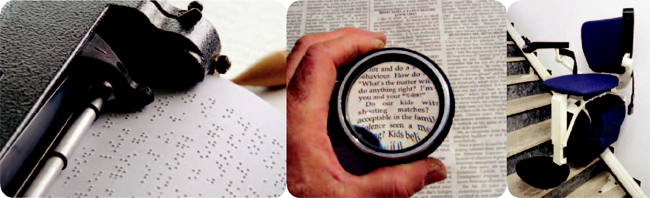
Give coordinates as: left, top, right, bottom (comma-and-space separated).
45, 75, 286, 197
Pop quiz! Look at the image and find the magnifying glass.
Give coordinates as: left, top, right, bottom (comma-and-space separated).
329, 48, 454, 172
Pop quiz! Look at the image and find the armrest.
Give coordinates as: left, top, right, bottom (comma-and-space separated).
522, 42, 577, 74
522, 42, 569, 53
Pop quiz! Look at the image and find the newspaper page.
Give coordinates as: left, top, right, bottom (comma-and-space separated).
287, 0, 507, 197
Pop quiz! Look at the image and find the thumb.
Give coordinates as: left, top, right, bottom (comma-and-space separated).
356, 158, 447, 197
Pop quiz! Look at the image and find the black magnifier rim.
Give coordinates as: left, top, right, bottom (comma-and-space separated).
341, 54, 445, 153
337, 48, 453, 159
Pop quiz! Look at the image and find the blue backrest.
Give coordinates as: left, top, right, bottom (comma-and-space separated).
581, 9, 634, 74
581, 17, 625, 74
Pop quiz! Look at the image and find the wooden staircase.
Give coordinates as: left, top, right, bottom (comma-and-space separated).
506, 27, 628, 198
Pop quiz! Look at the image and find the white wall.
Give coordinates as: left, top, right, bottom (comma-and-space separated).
509, 0, 650, 193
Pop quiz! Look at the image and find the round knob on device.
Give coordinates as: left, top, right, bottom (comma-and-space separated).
188, 1, 203, 11
212, 55, 231, 74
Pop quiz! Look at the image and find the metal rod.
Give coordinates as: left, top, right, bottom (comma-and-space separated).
601, 148, 648, 198
23, 94, 105, 197
21, 157, 64, 197
56, 97, 104, 157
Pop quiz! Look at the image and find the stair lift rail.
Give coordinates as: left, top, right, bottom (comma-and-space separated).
602, 148, 647, 198
506, 22, 551, 81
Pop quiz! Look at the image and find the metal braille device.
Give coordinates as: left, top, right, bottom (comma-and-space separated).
0, 1, 289, 197
328, 48, 454, 175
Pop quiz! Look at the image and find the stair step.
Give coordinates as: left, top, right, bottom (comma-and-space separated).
508, 44, 524, 57
543, 160, 606, 197
507, 105, 551, 132
508, 57, 527, 62
508, 60, 532, 76
507, 93, 552, 116
507, 80, 548, 101
507, 74, 540, 85
508, 158, 600, 198
507, 120, 551, 157
507, 41, 515, 45
566, 171, 626, 198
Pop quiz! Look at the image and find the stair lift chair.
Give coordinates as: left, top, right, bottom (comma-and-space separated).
516, 8, 646, 197
534, 8, 635, 167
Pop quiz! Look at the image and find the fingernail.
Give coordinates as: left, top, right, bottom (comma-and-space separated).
424, 171, 446, 185
423, 158, 446, 185
374, 39, 385, 49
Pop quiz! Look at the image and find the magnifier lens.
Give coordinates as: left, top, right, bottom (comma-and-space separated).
345, 62, 440, 151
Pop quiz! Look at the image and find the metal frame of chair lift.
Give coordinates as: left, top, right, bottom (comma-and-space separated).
507, 8, 647, 198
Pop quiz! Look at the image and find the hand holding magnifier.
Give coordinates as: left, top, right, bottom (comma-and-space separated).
287, 28, 447, 197
330, 48, 455, 173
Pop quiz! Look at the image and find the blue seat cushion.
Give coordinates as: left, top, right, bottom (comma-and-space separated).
542, 74, 618, 96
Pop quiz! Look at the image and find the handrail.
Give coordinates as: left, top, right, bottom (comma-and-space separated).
507, 22, 552, 80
